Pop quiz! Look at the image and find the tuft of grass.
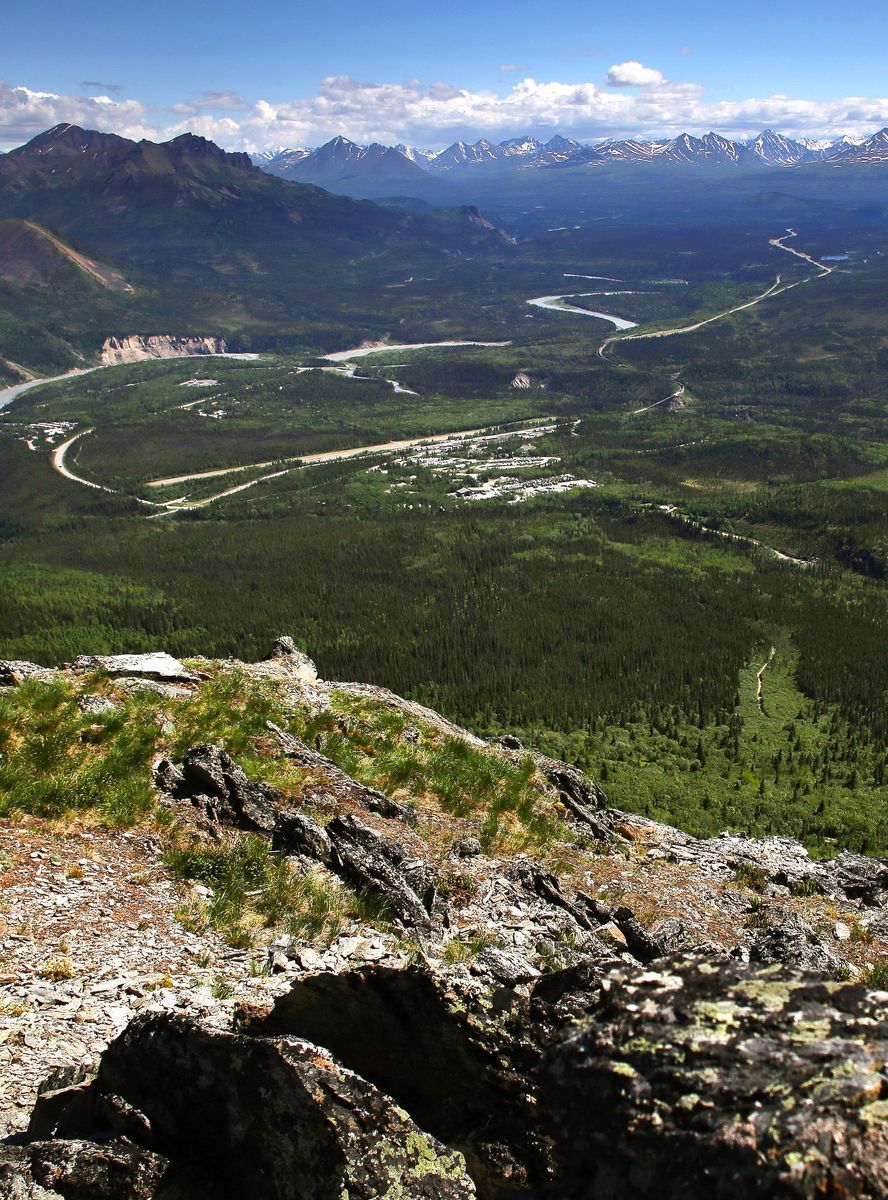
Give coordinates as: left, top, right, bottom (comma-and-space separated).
300, 694, 562, 850
165, 833, 353, 948
211, 977, 234, 1000
733, 861, 769, 893
862, 962, 888, 990
40, 955, 75, 981
169, 669, 287, 759
789, 876, 821, 898
0, 669, 294, 827
441, 932, 500, 965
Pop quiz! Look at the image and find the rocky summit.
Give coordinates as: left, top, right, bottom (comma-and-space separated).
0, 639, 886, 1199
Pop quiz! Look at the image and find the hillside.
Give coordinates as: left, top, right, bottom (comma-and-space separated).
0, 125, 509, 275
0, 220, 132, 292
0, 124, 513, 378
0, 641, 885, 1197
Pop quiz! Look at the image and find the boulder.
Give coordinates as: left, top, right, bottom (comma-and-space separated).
748, 912, 845, 977
242, 964, 549, 1197
0, 1141, 167, 1200
94, 1015, 475, 1200
71, 654, 199, 683
546, 955, 888, 1199
260, 637, 319, 684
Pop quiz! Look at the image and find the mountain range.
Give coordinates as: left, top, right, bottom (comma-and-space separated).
0, 123, 512, 378
256, 127, 888, 186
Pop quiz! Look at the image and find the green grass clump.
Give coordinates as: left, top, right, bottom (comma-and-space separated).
165, 833, 353, 948
0, 678, 158, 824
169, 668, 287, 758
862, 962, 888, 990
297, 694, 561, 850
733, 861, 769, 893
0, 668, 296, 826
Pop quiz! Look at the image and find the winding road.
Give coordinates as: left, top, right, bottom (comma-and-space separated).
17, 231, 837, 531
598, 229, 832, 361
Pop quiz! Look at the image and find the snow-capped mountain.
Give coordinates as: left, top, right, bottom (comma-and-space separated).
429, 139, 504, 171
650, 132, 747, 166
825, 128, 888, 164
262, 136, 430, 189
394, 144, 437, 166
799, 136, 835, 153
251, 127, 888, 191
527, 134, 584, 165
253, 146, 311, 173
747, 129, 811, 166
499, 136, 543, 157
590, 138, 664, 163
429, 136, 554, 171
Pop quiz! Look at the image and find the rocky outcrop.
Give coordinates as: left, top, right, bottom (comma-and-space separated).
620, 817, 888, 907
13, 953, 888, 1200
3, 638, 888, 1199
546, 956, 888, 1199
157, 745, 440, 929
0, 661, 56, 686
9, 1015, 476, 1200
241, 964, 551, 1195
99, 337, 228, 366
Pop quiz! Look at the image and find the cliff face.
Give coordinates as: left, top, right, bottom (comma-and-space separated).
0, 641, 886, 1199
99, 335, 228, 365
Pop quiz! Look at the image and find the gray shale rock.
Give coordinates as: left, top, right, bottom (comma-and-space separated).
546, 955, 888, 1199
748, 912, 845, 977
325, 813, 440, 930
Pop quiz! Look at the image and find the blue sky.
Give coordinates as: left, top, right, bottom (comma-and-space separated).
2, 0, 886, 150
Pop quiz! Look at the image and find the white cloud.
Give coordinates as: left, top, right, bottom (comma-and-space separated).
606, 62, 666, 88
1, 72, 886, 156
0, 81, 156, 150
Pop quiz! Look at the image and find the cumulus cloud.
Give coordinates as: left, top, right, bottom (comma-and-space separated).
0, 81, 156, 150
606, 61, 666, 88
499, 63, 528, 73
1, 72, 886, 155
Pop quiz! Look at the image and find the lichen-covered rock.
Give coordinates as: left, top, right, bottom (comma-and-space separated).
0, 1140, 168, 1200
242, 964, 551, 1197
749, 912, 845, 977
95, 1015, 475, 1200
546, 955, 888, 1199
